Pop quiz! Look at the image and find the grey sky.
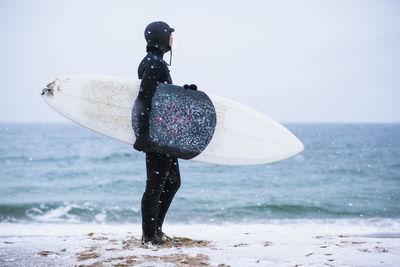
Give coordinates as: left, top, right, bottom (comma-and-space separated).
1, 0, 399, 123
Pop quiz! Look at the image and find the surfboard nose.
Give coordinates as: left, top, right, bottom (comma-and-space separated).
281, 125, 305, 156
294, 135, 305, 153
274, 125, 305, 161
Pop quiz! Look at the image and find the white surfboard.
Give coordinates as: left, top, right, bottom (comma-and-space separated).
40, 75, 304, 165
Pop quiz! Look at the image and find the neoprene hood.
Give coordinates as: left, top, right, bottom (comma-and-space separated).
145, 21, 175, 53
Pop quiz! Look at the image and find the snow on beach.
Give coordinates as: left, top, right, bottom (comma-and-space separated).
1, 220, 400, 266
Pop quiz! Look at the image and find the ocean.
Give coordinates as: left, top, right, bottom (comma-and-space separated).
0, 123, 399, 225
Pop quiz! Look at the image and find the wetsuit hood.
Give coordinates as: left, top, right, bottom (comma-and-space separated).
145, 21, 175, 54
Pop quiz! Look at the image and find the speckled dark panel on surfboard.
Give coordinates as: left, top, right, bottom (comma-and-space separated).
132, 83, 217, 159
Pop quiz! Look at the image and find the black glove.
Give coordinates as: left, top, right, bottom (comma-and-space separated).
133, 135, 149, 152
183, 84, 197, 91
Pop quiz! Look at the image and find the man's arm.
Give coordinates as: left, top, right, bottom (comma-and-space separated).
138, 64, 162, 102
134, 63, 163, 151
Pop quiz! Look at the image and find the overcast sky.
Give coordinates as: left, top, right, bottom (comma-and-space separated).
1, 0, 399, 123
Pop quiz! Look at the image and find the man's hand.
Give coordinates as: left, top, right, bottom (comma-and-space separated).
133, 135, 149, 152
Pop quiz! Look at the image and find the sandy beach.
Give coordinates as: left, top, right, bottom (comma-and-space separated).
1, 220, 399, 266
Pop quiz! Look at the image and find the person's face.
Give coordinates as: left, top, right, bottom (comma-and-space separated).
169, 33, 173, 47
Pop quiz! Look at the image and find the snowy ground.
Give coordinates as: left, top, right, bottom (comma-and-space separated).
1, 221, 400, 266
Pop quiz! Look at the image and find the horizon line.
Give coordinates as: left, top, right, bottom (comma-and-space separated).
1, 121, 399, 124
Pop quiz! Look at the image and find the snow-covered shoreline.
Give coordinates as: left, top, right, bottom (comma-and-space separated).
1, 220, 400, 266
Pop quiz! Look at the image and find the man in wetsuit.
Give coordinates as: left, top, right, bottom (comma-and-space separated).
133, 21, 180, 245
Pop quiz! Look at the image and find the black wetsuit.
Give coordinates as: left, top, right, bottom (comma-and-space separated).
136, 47, 181, 239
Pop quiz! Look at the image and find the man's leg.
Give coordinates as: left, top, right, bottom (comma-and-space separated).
141, 152, 173, 241
156, 158, 181, 235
